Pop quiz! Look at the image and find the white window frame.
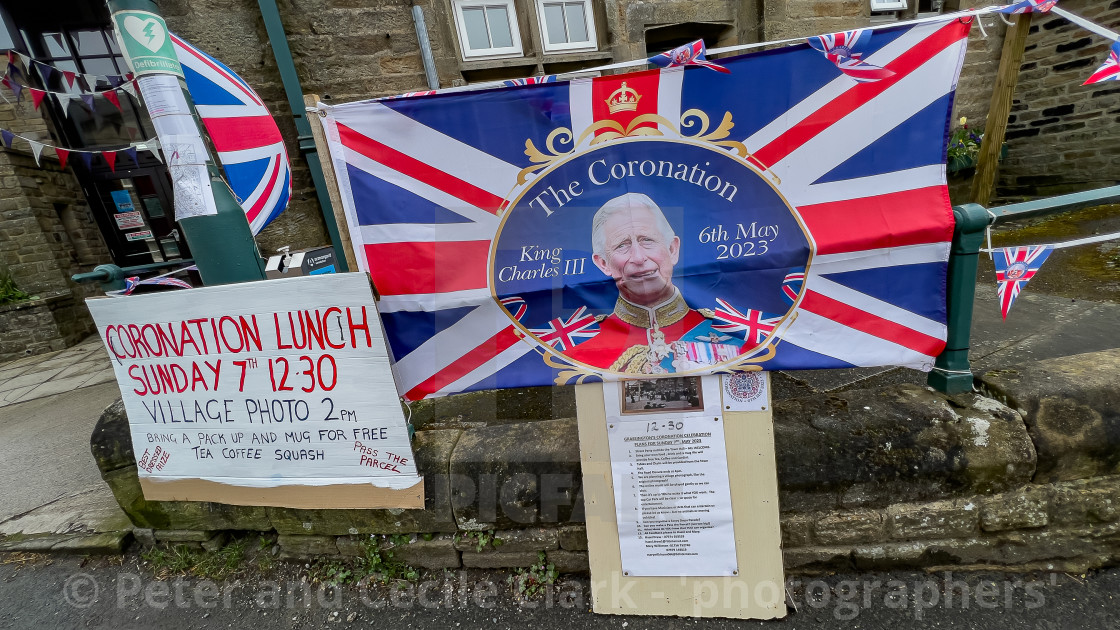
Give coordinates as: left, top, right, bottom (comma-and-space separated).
869, 0, 908, 10
535, 0, 597, 54
452, 0, 524, 60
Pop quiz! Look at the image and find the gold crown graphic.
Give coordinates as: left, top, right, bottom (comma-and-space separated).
606, 82, 640, 114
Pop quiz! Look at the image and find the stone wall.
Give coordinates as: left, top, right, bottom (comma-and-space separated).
0, 95, 109, 360
0, 293, 90, 361
998, 0, 1120, 199
159, 0, 333, 255
83, 348, 1120, 575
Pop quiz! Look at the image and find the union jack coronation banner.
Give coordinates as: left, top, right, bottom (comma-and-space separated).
172, 34, 292, 234
321, 17, 972, 400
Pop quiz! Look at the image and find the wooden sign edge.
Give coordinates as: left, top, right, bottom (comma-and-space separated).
138, 477, 425, 510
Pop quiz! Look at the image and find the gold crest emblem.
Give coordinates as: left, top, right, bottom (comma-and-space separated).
605, 82, 641, 114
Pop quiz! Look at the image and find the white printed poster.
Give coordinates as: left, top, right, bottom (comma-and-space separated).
136, 74, 218, 220
605, 375, 738, 577
86, 273, 420, 490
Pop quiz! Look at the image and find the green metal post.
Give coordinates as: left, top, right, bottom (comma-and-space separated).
928, 203, 990, 394
109, 0, 266, 286
257, 0, 350, 272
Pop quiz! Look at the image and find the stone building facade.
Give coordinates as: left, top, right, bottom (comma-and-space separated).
0, 92, 109, 361
0, 0, 1117, 359
144, 0, 1120, 248
1000, 0, 1120, 199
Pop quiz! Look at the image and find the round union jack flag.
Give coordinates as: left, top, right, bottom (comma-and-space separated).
171, 34, 291, 235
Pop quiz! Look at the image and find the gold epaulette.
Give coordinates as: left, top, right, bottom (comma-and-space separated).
594, 314, 608, 322
698, 308, 715, 319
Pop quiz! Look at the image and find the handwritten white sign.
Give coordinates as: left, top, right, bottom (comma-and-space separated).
86, 273, 420, 490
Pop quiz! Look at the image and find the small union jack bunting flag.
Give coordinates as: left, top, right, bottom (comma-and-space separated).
994, 245, 1053, 319
1084, 40, 1120, 85
808, 29, 895, 83
503, 75, 557, 87
648, 40, 730, 74
121, 275, 193, 296
995, 0, 1058, 14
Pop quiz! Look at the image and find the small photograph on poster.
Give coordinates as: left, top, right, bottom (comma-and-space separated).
620, 376, 703, 415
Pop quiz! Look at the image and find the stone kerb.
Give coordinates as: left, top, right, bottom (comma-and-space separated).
84, 349, 1120, 574
977, 348, 1120, 484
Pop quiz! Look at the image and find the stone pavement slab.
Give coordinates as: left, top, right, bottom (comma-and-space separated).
0, 381, 122, 522
970, 290, 1120, 370
0, 487, 132, 554
0, 336, 114, 408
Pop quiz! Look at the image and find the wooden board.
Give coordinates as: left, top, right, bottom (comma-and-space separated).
87, 273, 424, 510
575, 376, 786, 619
970, 13, 1033, 206
139, 477, 424, 509
305, 93, 360, 274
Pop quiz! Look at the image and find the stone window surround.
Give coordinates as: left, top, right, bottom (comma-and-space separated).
444, 0, 608, 72
451, 0, 526, 60
534, 0, 598, 54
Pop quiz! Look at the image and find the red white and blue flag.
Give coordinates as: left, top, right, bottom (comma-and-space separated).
994, 245, 1053, 319
808, 29, 896, 83
171, 34, 291, 235
995, 0, 1058, 14
648, 40, 730, 74
504, 75, 558, 87
713, 299, 781, 345
530, 307, 600, 351
120, 275, 192, 295
1084, 40, 1120, 85
323, 17, 970, 400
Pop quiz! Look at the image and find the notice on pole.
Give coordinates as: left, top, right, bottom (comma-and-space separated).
86, 273, 420, 494
135, 74, 218, 221
604, 375, 738, 577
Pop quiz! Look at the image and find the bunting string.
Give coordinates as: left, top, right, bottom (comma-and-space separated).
6, 51, 135, 95
0, 125, 161, 169
355, 2, 1120, 97
2, 51, 140, 117
986, 230, 1120, 318
1, 72, 139, 101
981, 230, 1120, 253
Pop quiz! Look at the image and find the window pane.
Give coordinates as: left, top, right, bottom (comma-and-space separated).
485, 5, 513, 49
564, 2, 589, 43
83, 58, 120, 90
461, 7, 492, 50
0, 12, 14, 50
42, 32, 72, 57
74, 29, 109, 55
543, 3, 567, 44
53, 59, 83, 95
